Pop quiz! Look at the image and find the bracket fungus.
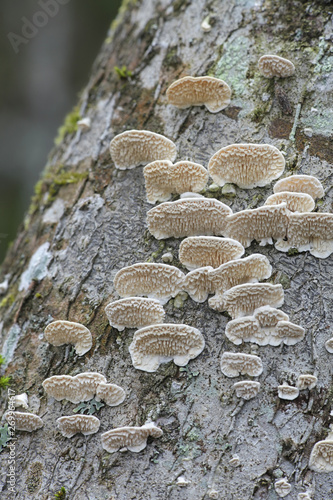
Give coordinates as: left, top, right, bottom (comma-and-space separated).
325, 338, 333, 353
166, 76, 231, 113
221, 352, 263, 377
101, 422, 163, 453
278, 383, 299, 400
129, 323, 205, 372
42, 372, 107, 404
179, 236, 244, 270
5, 411, 44, 432
224, 204, 290, 248
114, 263, 185, 305
109, 130, 177, 170
183, 266, 214, 303
264, 192, 315, 213
309, 426, 333, 472
208, 143, 285, 189
57, 415, 100, 438
105, 297, 165, 331
147, 198, 232, 239
233, 381, 260, 400
273, 174, 324, 199
225, 308, 303, 347
274, 478, 292, 498
13, 393, 29, 409
44, 320, 92, 356
297, 374, 317, 390
258, 55, 295, 78
275, 212, 333, 258
95, 383, 126, 407
143, 160, 208, 204
208, 283, 284, 318
208, 254, 272, 295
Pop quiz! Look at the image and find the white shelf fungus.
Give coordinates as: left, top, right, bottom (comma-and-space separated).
278, 383, 299, 400
229, 455, 240, 467
273, 175, 324, 199
221, 352, 263, 377
147, 198, 232, 239
101, 422, 163, 453
208, 254, 272, 295
44, 320, 92, 356
77, 117, 91, 130
143, 160, 208, 204
105, 297, 165, 331
274, 478, 292, 498
110, 130, 177, 170
129, 323, 205, 372
233, 381, 260, 400
309, 426, 333, 472
325, 338, 333, 353
179, 236, 244, 270
208, 143, 285, 189
208, 283, 284, 318
298, 492, 312, 500
5, 411, 43, 432
166, 76, 231, 113
225, 308, 304, 347
224, 203, 290, 248
42, 372, 107, 404
183, 266, 214, 303
265, 192, 315, 213
95, 383, 126, 407
297, 374, 317, 390
114, 263, 185, 305
57, 415, 100, 438
258, 55, 295, 78
13, 393, 29, 409
275, 212, 333, 259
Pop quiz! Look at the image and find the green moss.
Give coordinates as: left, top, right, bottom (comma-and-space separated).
0, 424, 11, 453
164, 46, 181, 68
114, 65, 132, 79
55, 106, 81, 146
287, 247, 299, 256
35, 293, 42, 299
0, 355, 5, 366
54, 487, 66, 500
279, 273, 291, 289
0, 294, 15, 309
0, 376, 11, 390
251, 104, 269, 123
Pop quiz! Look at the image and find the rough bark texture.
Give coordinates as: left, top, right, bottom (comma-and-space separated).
1, 0, 333, 498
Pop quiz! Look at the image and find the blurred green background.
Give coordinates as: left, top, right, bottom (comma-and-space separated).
0, 0, 122, 263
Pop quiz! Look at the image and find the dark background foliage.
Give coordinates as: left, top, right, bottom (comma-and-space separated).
0, 0, 122, 262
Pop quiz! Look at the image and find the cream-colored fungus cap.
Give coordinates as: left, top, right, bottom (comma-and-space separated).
129, 323, 205, 372
208, 143, 285, 189
114, 263, 185, 305
110, 130, 177, 170
166, 76, 231, 113
273, 175, 324, 199
57, 415, 100, 438
44, 320, 92, 356
143, 160, 208, 204
147, 198, 232, 239
105, 297, 165, 331
101, 422, 163, 453
221, 352, 263, 377
258, 55, 295, 78
179, 236, 244, 270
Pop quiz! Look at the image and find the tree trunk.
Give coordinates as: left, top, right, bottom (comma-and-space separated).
1, 0, 333, 498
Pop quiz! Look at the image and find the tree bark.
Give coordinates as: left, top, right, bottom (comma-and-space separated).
1, 0, 333, 498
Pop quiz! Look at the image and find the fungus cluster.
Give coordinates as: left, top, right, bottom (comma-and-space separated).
12, 51, 331, 481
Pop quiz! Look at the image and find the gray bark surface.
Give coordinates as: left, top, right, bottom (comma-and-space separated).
1, 0, 333, 498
